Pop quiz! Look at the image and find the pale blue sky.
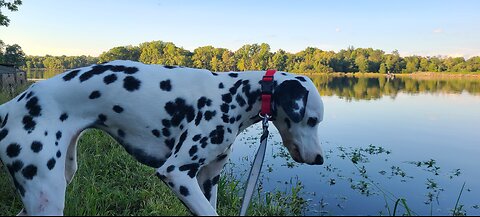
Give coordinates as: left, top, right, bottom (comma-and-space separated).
1, 0, 479, 58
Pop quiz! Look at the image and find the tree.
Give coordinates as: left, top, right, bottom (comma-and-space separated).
0, 39, 4, 63
270, 49, 288, 71
1, 0, 22, 26
3, 44, 25, 67
98, 46, 140, 63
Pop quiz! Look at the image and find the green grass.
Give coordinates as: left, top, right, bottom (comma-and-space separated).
0, 129, 306, 215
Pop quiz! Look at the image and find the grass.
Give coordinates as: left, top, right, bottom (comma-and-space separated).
0, 129, 307, 215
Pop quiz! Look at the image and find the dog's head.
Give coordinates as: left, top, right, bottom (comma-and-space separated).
271, 76, 324, 165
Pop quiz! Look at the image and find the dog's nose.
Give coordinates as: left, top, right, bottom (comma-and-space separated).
314, 154, 324, 165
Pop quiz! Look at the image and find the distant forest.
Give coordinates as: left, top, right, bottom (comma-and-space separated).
2, 40, 480, 73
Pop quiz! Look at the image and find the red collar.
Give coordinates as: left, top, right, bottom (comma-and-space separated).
260, 69, 276, 118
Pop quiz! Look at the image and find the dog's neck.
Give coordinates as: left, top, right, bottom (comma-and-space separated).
219, 71, 282, 134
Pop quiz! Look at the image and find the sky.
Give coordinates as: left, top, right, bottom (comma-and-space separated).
1, 0, 479, 58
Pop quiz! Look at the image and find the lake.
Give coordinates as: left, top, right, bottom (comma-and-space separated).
4, 71, 480, 215
228, 75, 480, 215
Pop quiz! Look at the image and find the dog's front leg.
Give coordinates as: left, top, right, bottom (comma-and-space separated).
156, 166, 218, 216
196, 147, 232, 210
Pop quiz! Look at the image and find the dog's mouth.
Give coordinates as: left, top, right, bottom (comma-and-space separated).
289, 144, 304, 163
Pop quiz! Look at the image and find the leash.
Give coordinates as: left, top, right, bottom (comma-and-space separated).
239, 69, 276, 216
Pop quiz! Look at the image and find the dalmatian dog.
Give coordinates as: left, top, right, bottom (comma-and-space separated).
0, 60, 324, 215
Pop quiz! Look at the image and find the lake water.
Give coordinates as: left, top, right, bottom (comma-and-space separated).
6, 71, 480, 215
229, 75, 480, 215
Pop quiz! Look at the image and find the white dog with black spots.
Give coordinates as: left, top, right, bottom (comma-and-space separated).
0, 60, 324, 215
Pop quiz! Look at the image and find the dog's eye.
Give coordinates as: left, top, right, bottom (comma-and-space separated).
306, 117, 318, 127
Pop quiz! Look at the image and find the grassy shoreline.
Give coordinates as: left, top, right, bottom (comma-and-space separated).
0, 129, 305, 216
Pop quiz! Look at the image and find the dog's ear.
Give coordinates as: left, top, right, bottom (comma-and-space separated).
273, 80, 309, 123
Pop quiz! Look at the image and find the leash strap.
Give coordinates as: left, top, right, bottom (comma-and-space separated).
239, 116, 270, 216
240, 69, 276, 216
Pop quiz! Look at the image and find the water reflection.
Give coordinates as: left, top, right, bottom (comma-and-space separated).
310, 75, 480, 100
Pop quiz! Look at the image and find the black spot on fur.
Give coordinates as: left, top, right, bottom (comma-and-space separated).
204, 110, 216, 121
55, 131, 62, 140
307, 117, 318, 127
221, 114, 229, 123
17, 92, 27, 102
220, 103, 229, 113
44, 131, 48, 136
31, 141, 43, 153
152, 129, 160, 138
180, 185, 190, 196
1, 113, 8, 128
89, 91, 101, 99
123, 76, 141, 91
195, 111, 203, 126
164, 98, 195, 126
26, 97, 41, 117
174, 131, 188, 154
229, 80, 243, 95
228, 73, 238, 78
165, 138, 175, 150
7, 143, 21, 157
295, 76, 307, 82
7, 160, 23, 174
168, 182, 175, 187
79, 65, 112, 82
26, 91, 33, 99
200, 137, 208, 148
197, 97, 211, 109
162, 128, 171, 137
192, 134, 201, 141
97, 114, 107, 124
113, 105, 124, 113
56, 150, 61, 158
218, 83, 224, 89
22, 116, 36, 132
160, 80, 172, 91
222, 93, 232, 103
179, 163, 199, 178
22, 165, 37, 180
209, 126, 225, 145
211, 72, 218, 76
47, 158, 56, 170
63, 69, 80, 81
59, 113, 68, 122
189, 145, 198, 157
103, 74, 117, 84
162, 119, 171, 128
235, 95, 246, 107
167, 165, 175, 173
164, 65, 176, 69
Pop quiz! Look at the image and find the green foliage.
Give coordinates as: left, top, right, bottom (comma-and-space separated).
1, 40, 479, 74
98, 46, 140, 63
0, 43, 25, 67
0, 0, 22, 27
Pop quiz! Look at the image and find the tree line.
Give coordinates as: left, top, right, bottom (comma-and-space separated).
2, 40, 480, 73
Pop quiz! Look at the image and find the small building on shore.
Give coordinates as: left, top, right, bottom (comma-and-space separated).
0, 63, 27, 89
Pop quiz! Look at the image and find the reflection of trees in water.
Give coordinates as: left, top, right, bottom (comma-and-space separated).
310, 75, 480, 100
